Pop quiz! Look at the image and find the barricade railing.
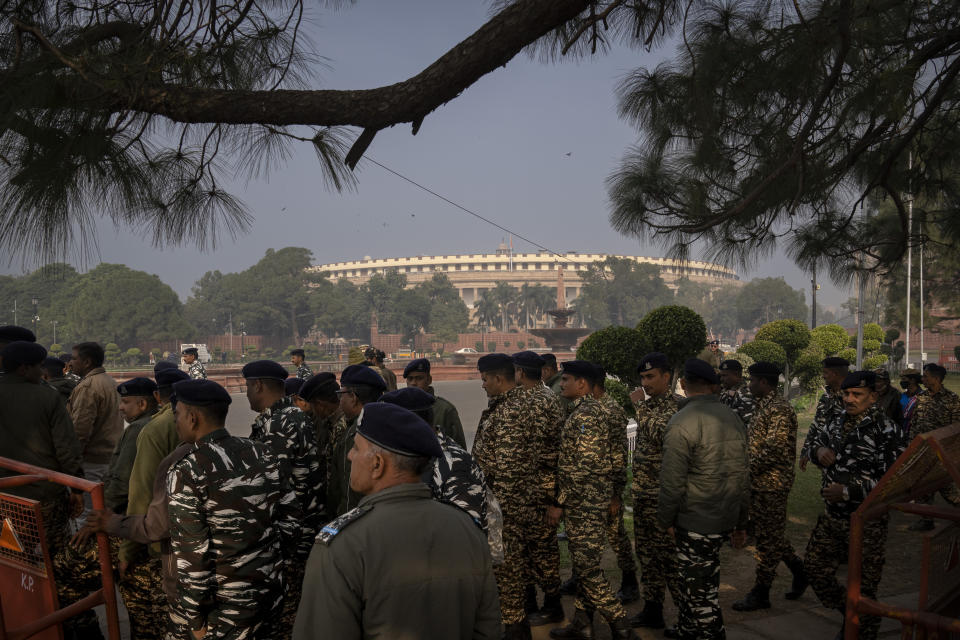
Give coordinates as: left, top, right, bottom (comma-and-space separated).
0, 457, 120, 640
846, 422, 960, 639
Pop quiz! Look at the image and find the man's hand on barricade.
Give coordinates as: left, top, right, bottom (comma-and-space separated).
69, 509, 111, 548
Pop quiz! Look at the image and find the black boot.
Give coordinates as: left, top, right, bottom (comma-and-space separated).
529, 592, 565, 626
525, 584, 539, 614
616, 571, 640, 604
732, 584, 771, 611
559, 576, 578, 595
503, 620, 533, 640
784, 556, 808, 600
609, 617, 638, 639
628, 600, 664, 629
549, 608, 594, 639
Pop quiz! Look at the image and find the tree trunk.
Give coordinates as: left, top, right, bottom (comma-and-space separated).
290, 306, 300, 345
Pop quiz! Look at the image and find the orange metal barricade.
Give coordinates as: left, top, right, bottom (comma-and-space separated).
846, 422, 960, 640
0, 457, 120, 640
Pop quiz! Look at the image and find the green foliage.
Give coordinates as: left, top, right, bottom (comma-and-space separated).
839, 347, 857, 363
863, 339, 882, 354
517, 341, 526, 350
954, 345, 960, 361
576, 326, 651, 387
810, 324, 849, 356
863, 323, 884, 343
574, 257, 673, 330
604, 378, 635, 418
487, 342, 497, 352
517, 284, 555, 330
104, 343, 121, 366
864, 354, 888, 369
303, 344, 321, 359
723, 351, 754, 370
125, 347, 142, 365
475, 342, 484, 352
49, 343, 63, 356
884, 328, 901, 344
795, 345, 826, 393
635, 306, 706, 374
755, 319, 810, 366
738, 340, 787, 369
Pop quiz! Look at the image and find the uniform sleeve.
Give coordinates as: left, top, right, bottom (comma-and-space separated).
120, 424, 166, 562
443, 406, 467, 450
608, 407, 629, 498
847, 420, 905, 504
806, 412, 834, 469
473, 559, 502, 640
471, 419, 495, 487
167, 464, 215, 630
657, 421, 691, 530
750, 406, 792, 477
49, 396, 83, 478
801, 395, 828, 461
68, 383, 99, 455
293, 544, 362, 640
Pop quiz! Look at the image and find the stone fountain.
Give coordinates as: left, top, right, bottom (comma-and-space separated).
529, 266, 591, 352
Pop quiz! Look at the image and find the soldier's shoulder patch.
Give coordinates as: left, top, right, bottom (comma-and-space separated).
315, 505, 373, 546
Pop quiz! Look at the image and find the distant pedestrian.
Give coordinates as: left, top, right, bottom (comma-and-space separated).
291, 348, 312, 380
375, 349, 398, 391
181, 347, 206, 379
898, 368, 922, 434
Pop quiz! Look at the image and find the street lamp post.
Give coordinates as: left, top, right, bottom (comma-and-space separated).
51, 320, 57, 345
31, 297, 39, 337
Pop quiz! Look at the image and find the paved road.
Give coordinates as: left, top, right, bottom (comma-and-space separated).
226, 379, 487, 449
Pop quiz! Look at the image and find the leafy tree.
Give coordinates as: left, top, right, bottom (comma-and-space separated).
954, 345, 960, 362
49, 343, 63, 356
574, 257, 672, 330
125, 347, 142, 366
487, 282, 520, 332
738, 340, 787, 370
517, 283, 555, 329
839, 347, 857, 363
862, 323, 884, 343
576, 326, 651, 387
104, 342, 121, 367
517, 341, 526, 350
730, 278, 808, 331
794, 345, 826, 393
312, 279, 371, 341
604, 378, 635, 418
755, 319, 811, 397
723, 351, 754, 371
418, 274, 470, 342
635, 305, 706, 381
474, 295, 501, 332
809, 324, 849, 356
487, 342, 497, 352
884, 329, 901, 345
864, 354, 888, 370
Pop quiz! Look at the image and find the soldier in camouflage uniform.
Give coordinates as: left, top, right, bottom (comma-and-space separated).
471, 353, 540, 640
330, 365, 387, 517
163, 379, 300, 640
290, 348, 312, 380
803, 371, 905, 640
242, 360, 324, 638
182, 347, 207, 379
41, 356, 77, 403
718, 359, 756, 427
629, 352, 682, 630
508, 351, 566, 626
733, 362, 807, 612
298, 372, 345, 520
548, 361, 634, 640
800, 357, 849, 470
403, 358, 468, 448
381, 387, 489, 530
542, 353, 573, 412
909, 362, 960, 530
658, 359, 750, 640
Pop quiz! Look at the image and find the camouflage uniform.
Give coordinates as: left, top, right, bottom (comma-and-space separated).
295, 362, 312, 380
803, 406, 905, 640
250, 396, 324, 638
674, 529, 726, 639
523, 384, 566, 600
721, 380, 756, 427
313, 408, 346, 507
167, 428, 300, 640
557, 395, 627, 622
800, 387, 844, 463
471, 385, 540, 625
599, 393, 636, 575
912, 387, 960, 508
426, 432, 488, 530
632, 392, 681, 605
748, 392, 800, 587
187, 361, 207, 380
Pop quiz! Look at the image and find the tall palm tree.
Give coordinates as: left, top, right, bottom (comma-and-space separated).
518, 283, 555, 329
474, 294, 500, 331
489, 281, 519, 331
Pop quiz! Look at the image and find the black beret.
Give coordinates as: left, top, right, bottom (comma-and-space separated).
241, 360, 289, 382
719, 359, 743, 373
541, 353, 557, 366
822, 356, 850, 369
403, 358, 431, 377
593, 363, 607, 383
363, 347, 376, 358
512, 350, 545, 370
709, 339, 720, 345
42, 356, 65, 371
561, 360, 595, 379
380, 387, 436, 412
154, 361, 179, 374
181, 347, 199, 356
172, 379, 232, 406
284, 377, 305, 397
300, 372, 339, 401
841, 371, 877, 390
873, 367, 890, 380
356, 402, 443, 458
1, 341, 47, 369
923, 363, 947, 378
156, 368, 190, 388
290, 348, 305, 358
340, 364, 388, 392
477, 353, 514, 373
684, 358, 720, 385
747, 361, 781, 378
0, 325, 36, 344
58, 353, 73, 364
117, 377, 158, 397
638, 352, 670, 373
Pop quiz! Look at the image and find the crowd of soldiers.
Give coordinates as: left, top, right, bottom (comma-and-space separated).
1, 321, 958, 640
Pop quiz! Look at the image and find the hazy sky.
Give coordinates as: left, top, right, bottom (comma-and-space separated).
4, 1, 849, 308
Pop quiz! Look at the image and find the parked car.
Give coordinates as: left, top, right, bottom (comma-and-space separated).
454, 347, 478, 354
